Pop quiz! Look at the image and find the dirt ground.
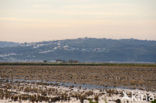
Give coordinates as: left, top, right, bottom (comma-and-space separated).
0, 65, 156, 91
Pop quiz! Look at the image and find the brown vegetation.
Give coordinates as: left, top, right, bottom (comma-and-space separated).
0, 65, 156, 91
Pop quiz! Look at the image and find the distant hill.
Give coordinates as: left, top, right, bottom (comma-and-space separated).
0, 41, 20, 48
0, 38, 156, 63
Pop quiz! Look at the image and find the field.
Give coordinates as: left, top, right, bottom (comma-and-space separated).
0, 63, 156, 103
0, 64, 156, 91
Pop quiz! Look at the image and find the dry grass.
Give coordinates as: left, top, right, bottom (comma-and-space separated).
0, 65, 156, 91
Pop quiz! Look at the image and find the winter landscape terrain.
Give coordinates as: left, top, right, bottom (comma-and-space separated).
0, 38, 156, 103
0, 38, 156, 63
0, 64, 156, 103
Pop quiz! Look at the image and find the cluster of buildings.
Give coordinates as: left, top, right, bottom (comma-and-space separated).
43, 59, 79, 63
55, 59, 79, 63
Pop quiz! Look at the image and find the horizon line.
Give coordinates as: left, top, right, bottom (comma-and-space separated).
0, 37, 156, 43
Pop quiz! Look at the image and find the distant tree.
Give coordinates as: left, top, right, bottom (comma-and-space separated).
43, 60, 47, 63
68, 60, 79, 63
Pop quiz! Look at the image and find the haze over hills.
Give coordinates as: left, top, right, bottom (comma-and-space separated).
0, 41, 20, 48
0, 38, 156, 63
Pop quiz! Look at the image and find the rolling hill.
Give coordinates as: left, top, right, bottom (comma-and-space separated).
0, 38, 156, 63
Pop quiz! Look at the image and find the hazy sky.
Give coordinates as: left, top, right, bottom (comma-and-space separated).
0, 0, 156, 42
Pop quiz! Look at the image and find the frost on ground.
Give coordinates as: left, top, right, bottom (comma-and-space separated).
0, 79, 155, 103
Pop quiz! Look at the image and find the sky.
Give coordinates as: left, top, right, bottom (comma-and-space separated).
0, 0, 156, 42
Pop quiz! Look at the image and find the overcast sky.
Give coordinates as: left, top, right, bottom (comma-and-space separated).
0, 0, 156, 42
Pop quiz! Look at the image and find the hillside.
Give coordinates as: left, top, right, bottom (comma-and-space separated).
0, 38, 156, 62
